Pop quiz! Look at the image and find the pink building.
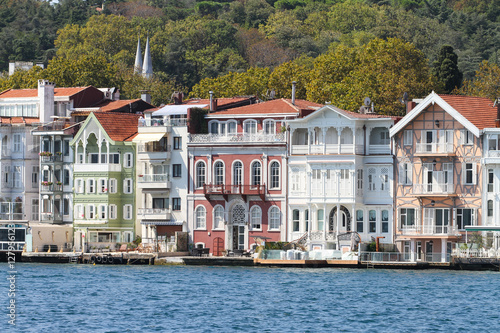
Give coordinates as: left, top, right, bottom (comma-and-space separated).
187, 98, 321, 255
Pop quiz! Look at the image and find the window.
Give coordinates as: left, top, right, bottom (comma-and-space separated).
86, 179, 95, 194
227, 121, 237, 135
172, 198, 181, 211
251, 161, 261, 186
173, 164, 182, 178
109, 205, 117, 219
122, 231, 133, 243
32, 199, 39, 221
32, 166, 39, 187
269, 207, 281, 230
63, 169, 70, 186
124, 153, 133, 168
13, 166, 21, 188
356, 210, 364, 233
76, 179, 84, 193
368, 168, 376, 191
380, 129, 390, 144
243, 120, 257, 134
457, 209, 474, 229
195, 206, 206, 229
214, 161, 224, 185
464, 163, 476, 185
63, 198, 69, 216
13, 134, 21, 152
173, 137, 182, 150
270, 161, 280, 189
317, 209, 324, 231
87, 205, 96, 219
305, 209, 309, 232
123, 204, 133, 220
369, 210, 376, 233
109, 179, 117, 193
77, 154, 84, 164
400, 208, 415, 228
99, 204, 107, 219
209, 121, 219, 134
382, 210, 389, 233
292, 209, 300, 232
75, 204, 84, 219
63, 140, 70, 156
399, 163, 412, 185
461, 130, 473, 145
403, 130, 412, 146
123, 179, 132, 194
488, 169, 494, 192
233, 161, 243, 185
357, 170, 363, 191
98, 179, 107, 193
380, 167, 389, 191
488, 200, 493, 217
213, 206, 224, 229
250, 206, 261, 230
90, 154, 99, 163
263, 120, 275, 135
109, 153, 120, 164
196, 162, 206, 188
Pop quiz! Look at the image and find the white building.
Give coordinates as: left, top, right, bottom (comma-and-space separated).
287, 104, 396, 251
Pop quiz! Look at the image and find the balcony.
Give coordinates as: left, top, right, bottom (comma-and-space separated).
41, 212, 63, 223
137, 143, 171, 160
415, 142, 454, 155
137, 208, 171, 221
399, 224, 460, 236
291, 144, 364, 155
74, 163, 122, 173
137, 174, 171, 190
190, 133, 286, 144
203, 184, 266, 201
413, 183, 455, 196
40, 154, 63, 163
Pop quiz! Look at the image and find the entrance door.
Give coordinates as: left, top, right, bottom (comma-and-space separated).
404, 241, 411, 261
426, 241, 434, 262
232, 226, 245, 250
416, 241, 422, 261
213, 237, 224, 256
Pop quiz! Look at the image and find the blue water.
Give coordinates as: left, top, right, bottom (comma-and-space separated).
1, 263, 499, 332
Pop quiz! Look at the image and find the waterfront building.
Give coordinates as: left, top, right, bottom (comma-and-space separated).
390, 92, 494, 261
287, 103, 397, 251
70, 112, 140, 251
187, 98, 322, 255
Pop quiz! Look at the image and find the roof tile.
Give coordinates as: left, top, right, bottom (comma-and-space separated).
439, 95, 497, 130
92, 112, 140, 142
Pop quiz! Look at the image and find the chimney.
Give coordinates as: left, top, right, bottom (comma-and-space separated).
291, 81, 296, 105
407, 101, 416, 114
209, 91, 214, 112
495, 98, 500, 128
38, 79, 55, 123
171, 91, 183, 105
141, 91, 151, 104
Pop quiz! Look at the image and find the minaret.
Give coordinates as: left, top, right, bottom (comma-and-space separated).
134, 37, 142, 74
142, 35, 153, 78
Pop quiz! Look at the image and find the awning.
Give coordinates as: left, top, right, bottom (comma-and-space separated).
132, 132, 165, 143
465, 226, 500, 232
141, 220, 184, 226
152, 104, 207, 116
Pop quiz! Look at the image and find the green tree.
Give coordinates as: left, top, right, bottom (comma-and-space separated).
457, 61, 500, 100
433, 45, 463, 93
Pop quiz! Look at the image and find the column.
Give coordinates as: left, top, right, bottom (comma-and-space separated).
308, 129, 313, 154
323, 203, 327, 241
441, 240, 447, 263
352, 127, 356, 154
336, 203, 340, 249
337, 127, 342, 154
322, 128, 327, 154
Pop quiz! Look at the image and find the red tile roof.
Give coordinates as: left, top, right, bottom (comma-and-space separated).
207, 98, 322, 116
184, 97, 253, 108
0, 87, 89, 99
92, 112, 140, 142
439, 95, 497, 130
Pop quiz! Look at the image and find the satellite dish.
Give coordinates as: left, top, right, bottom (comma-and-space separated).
364, 97, 371, 107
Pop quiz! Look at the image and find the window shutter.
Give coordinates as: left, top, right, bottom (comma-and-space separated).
460, 130, 465, 145
408, 163, 413, 185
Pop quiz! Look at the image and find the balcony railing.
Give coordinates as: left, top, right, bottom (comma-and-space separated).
41, 212, 63, 222
203, 184, 266, 201
487, 150, 500, 158
416, 142, 454, 154
190, 133, 286, 144
40, 154, 63, 162
291, 144, 364, 155
413, 183, 454, 195
139, 117, 187, 127
399, 224, 459, 235
308, 231, 337, 241
137, 208, 171, 221
138, 143, 171, 153
359, 251, 450, 263
139, 174, 170, 182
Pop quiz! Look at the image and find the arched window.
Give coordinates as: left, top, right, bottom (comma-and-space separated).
250, 206, 262, 230
195, 161, 206, 188
195, 206, 206, 229
209, 121, 219, 134
213, 206, 224, 229
263, 119, 276, 135
269, 207, 281, 230
243, 120, 257, 134
251, 161, 261, 186
270, 161, 280, 189
214, 161, 224, 185
227, 120, 237, 135
233, 161, 243, 185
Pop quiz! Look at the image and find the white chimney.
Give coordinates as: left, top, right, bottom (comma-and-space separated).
292, 81, 296, 105
209, 91, 214, 112
38, 79, 55, 123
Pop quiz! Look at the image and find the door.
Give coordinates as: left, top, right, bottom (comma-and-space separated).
213, 237, 224, 256
416, 241, 422, 261
426, 241, 434, 262
232, 226, 245, 250
403, 241, 411, 261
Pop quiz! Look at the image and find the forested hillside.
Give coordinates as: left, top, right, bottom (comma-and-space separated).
0, 0, 499, 114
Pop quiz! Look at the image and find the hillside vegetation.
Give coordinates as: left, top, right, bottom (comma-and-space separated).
0, 0, 499, 114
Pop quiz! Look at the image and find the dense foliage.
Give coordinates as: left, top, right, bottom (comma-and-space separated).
0, 0, 499, 113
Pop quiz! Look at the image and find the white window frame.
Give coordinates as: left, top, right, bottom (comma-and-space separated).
123, 204, 133, 220
269, 161, 280, 190
250, 206, 262, 230
195, 161, 206, 188
461, 130, 474, 145
369, 210, 377, 233
292, 209, 300, 232
123, 178, 133, 194
209, 120, 219, 134
212, 205, 224, 230
98, 178, 107, 193
269, 206, 281, 231
195, 205, 207, 230
124, 153, 133, 168
214, 160, 224, 185
13, 134, 22, 152
381, 209, 389, 233
403, 130, 412, 146
99, 204, 107, 219
86, 178, 95, 194
456, 208, 475, 230
399, 163, 413, 185
109, 178, 117, 194
87, 204, 96, 219
232, 160, 243, 186
227, 120, 237, 135
75, 204, 84, 219
463, 163, 476, 185
109, 204, 117, 219
263, 119, 276, 135
356, 210, 364, 233
243, 119, 257, 135
251, 160, 261, 186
